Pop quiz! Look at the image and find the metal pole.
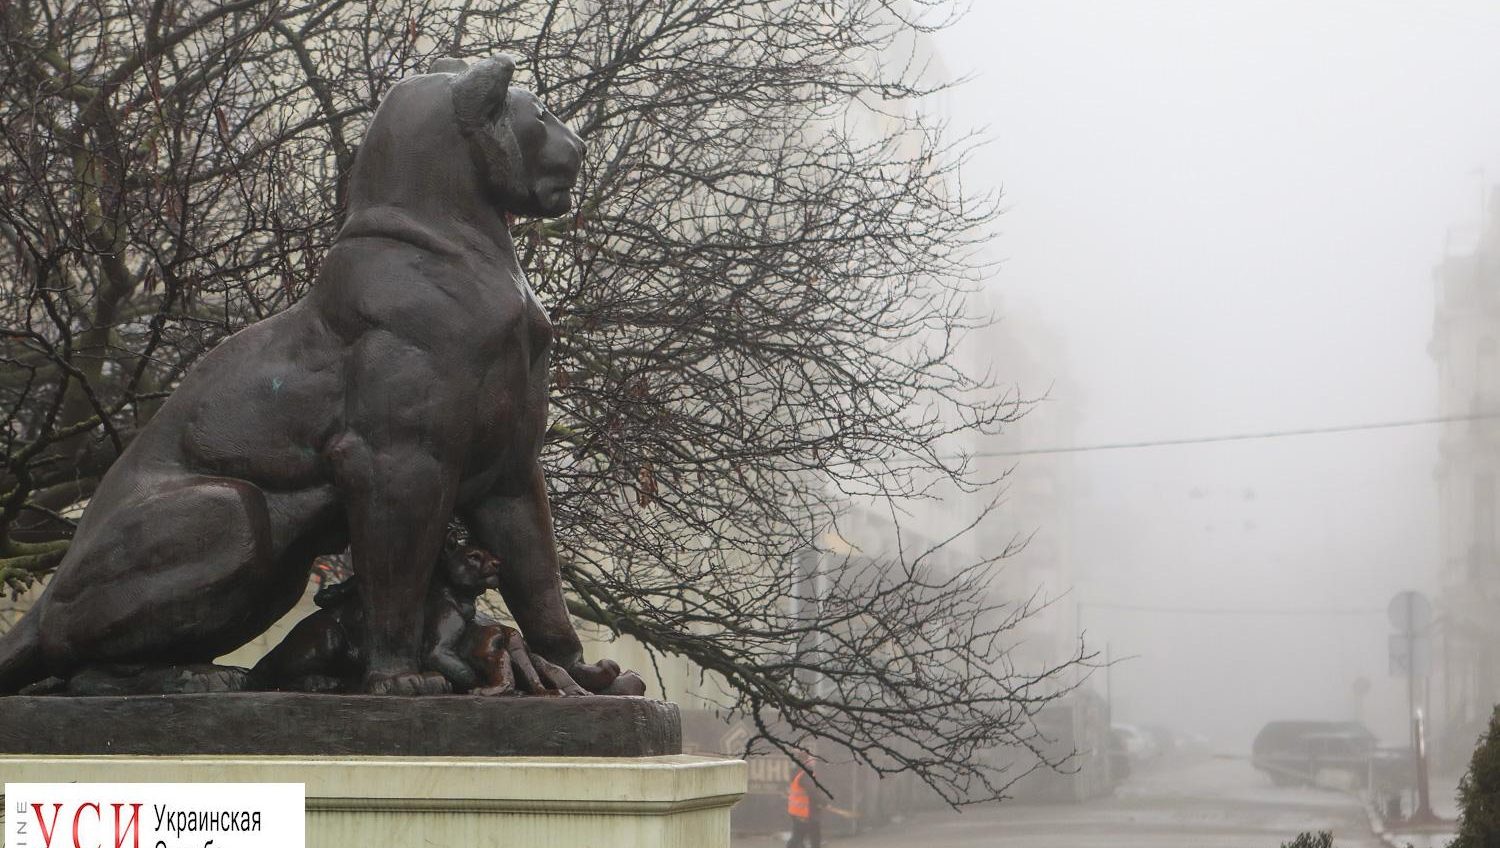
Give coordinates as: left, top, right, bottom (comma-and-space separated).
1105, 642, 1113, 719
1076, 600, 1084, 688
1406, 709, 1441, 825
1416, 710, 1435, 820
1443, 620, 1452, 736
1404, 593, 1441, 825
1406, 593, 1419, 820
1407, 593, 1417, 752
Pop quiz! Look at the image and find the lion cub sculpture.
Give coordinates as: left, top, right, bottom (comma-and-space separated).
250, 540, 644, 697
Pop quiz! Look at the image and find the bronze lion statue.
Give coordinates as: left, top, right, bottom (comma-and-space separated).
0, 55, 628, 697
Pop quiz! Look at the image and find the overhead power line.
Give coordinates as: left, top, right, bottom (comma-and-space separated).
975, 411, 1498, 457
1081, 601, 1384, 617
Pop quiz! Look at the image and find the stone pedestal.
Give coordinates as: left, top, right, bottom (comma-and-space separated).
0, 693, 681, 757
0, 694, 743, 846
1, 754, 746, 847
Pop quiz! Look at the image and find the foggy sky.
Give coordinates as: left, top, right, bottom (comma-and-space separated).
933, 2, 1500, 747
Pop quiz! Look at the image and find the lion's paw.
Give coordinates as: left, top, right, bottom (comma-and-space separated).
365, 670, 452, 696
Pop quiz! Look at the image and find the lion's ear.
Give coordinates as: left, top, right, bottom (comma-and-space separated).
451, 55, 516, 129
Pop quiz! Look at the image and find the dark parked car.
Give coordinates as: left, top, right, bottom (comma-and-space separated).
1251, 721, 1377, 786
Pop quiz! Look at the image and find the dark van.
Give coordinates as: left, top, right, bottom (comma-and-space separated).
1251, 721, 1377, 786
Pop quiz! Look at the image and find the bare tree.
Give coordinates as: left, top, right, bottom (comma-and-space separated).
0, 0, 1087, 804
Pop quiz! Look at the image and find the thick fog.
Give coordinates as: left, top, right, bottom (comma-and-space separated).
934, 1, 1500, 751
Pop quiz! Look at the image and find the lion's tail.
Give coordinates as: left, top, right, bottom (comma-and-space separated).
0, 610, 45, 694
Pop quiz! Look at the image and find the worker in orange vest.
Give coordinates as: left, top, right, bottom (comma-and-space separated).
786, 753, 824, 848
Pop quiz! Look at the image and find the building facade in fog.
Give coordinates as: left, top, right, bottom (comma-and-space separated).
1431, 185, 1500, 757
974, 305, 1081, 681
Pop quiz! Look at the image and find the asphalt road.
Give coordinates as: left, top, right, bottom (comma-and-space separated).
734, 756, 1385, 848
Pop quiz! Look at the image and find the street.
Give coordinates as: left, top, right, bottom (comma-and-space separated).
735, 757, 1384, 848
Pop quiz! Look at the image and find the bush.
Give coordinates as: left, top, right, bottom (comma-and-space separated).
1453, 705, 1500, 848
1280, 833, 1333, 848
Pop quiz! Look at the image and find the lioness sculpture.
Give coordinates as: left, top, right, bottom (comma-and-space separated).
0, 55, 624, 696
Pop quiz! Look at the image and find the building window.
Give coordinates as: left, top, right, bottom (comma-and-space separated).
1475, 472, 1496, 560
1479, 337, 1497, 411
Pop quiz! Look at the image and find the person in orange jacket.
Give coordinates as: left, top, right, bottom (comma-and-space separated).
786, 753, 826, 848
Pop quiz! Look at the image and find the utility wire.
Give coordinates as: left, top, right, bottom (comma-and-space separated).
1081, 601, 1384, 617
975, 411, 1498, 458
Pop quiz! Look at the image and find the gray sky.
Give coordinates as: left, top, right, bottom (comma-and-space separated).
933, 1, 1500, 746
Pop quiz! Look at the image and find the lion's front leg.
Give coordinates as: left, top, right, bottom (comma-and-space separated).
330, 431, 460, 696
461, 464, 587, 669
456, 465, 645, 696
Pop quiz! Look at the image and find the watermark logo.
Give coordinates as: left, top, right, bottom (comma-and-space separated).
4, 784, 303, 848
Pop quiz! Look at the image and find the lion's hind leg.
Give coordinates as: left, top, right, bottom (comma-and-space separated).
37, 476, 310, 688
62, 663, 250, 695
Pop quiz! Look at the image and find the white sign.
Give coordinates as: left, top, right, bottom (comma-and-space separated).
1387, 590, 1433, 635
4, 783, 303, 848
1389, 633, 1432, 677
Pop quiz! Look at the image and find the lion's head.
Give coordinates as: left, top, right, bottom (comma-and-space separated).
340, 55, 583, 235
447, 55, 584, 219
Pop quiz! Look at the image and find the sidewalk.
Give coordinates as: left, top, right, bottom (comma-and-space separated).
1372, 773, 1462, 848
733, 756, 1385, 848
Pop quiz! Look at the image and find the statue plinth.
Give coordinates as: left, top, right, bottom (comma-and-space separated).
0, 695, 745, 847
0, 693, 679, 757
1, 752, 746, 848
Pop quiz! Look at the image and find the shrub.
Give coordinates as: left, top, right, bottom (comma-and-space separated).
1453, 705, 1500, 848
